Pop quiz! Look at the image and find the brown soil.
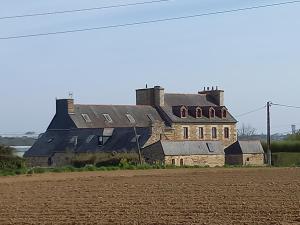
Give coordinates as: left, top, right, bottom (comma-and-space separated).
0, 168, 299, 225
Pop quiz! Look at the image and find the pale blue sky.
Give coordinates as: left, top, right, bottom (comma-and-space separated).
0, 0, 299, 135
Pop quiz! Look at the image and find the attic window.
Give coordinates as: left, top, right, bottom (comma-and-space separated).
222, 109, 227, 118
209, 108, 215, 118
82, 114, 91, 123
196, 107, 202, 118
181, 107, 187, 118
103, 114, 113, 123
126, 114, 136, 124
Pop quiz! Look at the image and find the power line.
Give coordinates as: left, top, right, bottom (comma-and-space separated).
0, 0, 172, 20
1, 0, 300, 40
236, 105, 266, 118
272, 103, 300, 109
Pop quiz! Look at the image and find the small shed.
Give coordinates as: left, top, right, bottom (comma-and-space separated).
142, 140, 225, 167
224, 141, 265, 166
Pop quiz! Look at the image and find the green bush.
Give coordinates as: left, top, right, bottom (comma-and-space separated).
262, 141, 300, 153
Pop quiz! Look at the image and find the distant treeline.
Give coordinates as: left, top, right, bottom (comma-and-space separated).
0, 136, 36, 146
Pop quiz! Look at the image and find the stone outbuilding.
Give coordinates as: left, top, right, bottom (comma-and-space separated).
142, 140, 225, 167
224, 141, 265, 166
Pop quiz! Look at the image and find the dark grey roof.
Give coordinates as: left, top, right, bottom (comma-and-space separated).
159, 93, 237, 124
24, 128, 152, 157
70, 105, 163, 128
152, 140, 224, 156
225, 141, 265, 155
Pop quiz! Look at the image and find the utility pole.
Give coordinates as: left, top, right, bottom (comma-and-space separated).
267, 101, 272, 166
133, 125, 143, 165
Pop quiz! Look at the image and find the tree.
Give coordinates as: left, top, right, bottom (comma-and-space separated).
238, 124, 257, 137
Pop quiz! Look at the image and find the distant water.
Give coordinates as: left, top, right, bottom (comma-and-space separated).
12, 146, 31, 157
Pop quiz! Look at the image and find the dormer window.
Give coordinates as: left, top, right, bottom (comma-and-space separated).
181, 106, 187, 118
196, 107, 202, 118
222, 108, 227, 118
209, 108, 215, 118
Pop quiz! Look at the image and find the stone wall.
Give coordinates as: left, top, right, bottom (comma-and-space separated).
243, 154, 265, 166
167, 124, 237, 147
225, 154, 265, 166
165, 155, 225, 167
25, 152, 73, 167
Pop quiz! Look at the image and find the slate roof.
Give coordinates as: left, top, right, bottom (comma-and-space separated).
147, 140, 224, 156
63, 104, 163, 129
159, 93, 237, 124
24, 128, 151, 157
225, 141, 265, 155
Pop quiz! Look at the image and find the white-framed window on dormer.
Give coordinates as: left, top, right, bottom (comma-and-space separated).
196, 107, 202, 118
181, 106, 188, 118
209, 108, 215, 118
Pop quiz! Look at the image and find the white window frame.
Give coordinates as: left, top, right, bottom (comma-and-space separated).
103, 114, 113, 123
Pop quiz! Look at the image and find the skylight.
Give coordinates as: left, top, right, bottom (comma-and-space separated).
126, 114, 136, 124
81, 114, 91, 123
103, 114, 113, 123
86, 135, 95, 143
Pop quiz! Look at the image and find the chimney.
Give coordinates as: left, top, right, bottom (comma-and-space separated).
136, 85, 165, 107
199, 86, 224, 106
56, 98, 75, 115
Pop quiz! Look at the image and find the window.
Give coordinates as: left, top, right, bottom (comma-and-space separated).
183, 127, 189, 139
209, 108, 215, 118
47, 138, 54, 143
196, 108, 202, 118
181, 107, 187, 118
86, 135, 95, 143
199, 127, 204, 139
207, 143, 215, 153
246, 158, 250, 162
212, 127, 217, 139
222, 109, 227, 118
172, 159, 176, 165
180, 159, 184, 166
103, 114, 113, 123
147, 114, 155, 123
82, 114, 91, 123
224, 127, 230, 139
126, 114, 136, 124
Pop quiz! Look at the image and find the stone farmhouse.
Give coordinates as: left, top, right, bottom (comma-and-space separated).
25, 86, 263, 167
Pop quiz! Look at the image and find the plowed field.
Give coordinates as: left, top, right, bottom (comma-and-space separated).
0, 168, 299, 225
